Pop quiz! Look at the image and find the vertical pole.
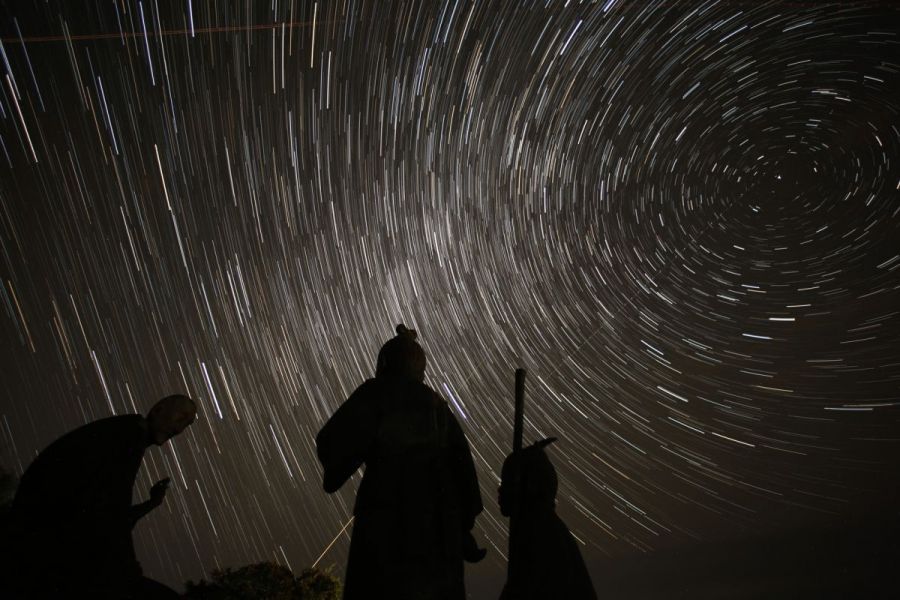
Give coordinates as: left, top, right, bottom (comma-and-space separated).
508, 367, 527, 597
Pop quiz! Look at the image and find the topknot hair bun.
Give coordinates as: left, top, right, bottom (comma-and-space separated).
376, 324, 426, 381
396, 324, 417, 340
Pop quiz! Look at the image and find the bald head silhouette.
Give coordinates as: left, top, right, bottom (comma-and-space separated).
147, 394, 197, 446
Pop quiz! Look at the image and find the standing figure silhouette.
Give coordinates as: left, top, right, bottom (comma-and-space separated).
317, 324, 485, 600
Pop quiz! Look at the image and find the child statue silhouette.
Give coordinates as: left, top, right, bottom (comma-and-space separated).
499, 438, 597, 600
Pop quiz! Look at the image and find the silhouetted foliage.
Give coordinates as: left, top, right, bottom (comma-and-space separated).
294, 567, 342, 600
183, 562, 341, 600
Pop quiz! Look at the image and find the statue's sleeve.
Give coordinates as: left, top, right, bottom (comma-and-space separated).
316, 380, 379, 493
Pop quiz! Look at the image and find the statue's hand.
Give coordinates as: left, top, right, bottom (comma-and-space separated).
463, 530, 487, 563
149, 477, 171, 507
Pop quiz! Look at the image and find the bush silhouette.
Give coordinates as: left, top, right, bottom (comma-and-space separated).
294, 567, 343, 600
184, 562, 340, 600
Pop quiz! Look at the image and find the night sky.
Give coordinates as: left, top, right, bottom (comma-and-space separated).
1, 1, 899, 597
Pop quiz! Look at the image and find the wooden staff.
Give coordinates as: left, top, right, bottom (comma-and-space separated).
507, 367, 527, 596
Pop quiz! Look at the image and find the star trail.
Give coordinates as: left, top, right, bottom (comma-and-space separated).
1, 1, 899, 596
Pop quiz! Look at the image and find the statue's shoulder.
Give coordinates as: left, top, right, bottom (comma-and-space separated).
416, 381, 447, 406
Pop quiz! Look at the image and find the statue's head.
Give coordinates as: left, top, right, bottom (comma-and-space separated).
376, 324, 427, 382
499, 438, 559, 516
147, 394, 197, 446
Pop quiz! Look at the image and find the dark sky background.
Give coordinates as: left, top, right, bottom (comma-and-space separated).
1, 1, 899, 597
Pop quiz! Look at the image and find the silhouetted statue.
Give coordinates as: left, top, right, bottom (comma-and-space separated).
316, 324, 485, 600
4, 395, 197, 599
499, 438, 597, 600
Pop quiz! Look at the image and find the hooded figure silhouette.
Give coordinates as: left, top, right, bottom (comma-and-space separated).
499, 438, 597, 600
316, 325, 484, 600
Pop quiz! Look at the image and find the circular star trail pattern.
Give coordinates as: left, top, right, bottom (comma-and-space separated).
1, 1, 899, 595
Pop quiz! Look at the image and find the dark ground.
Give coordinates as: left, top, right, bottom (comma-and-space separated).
598, 515, 900, 599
